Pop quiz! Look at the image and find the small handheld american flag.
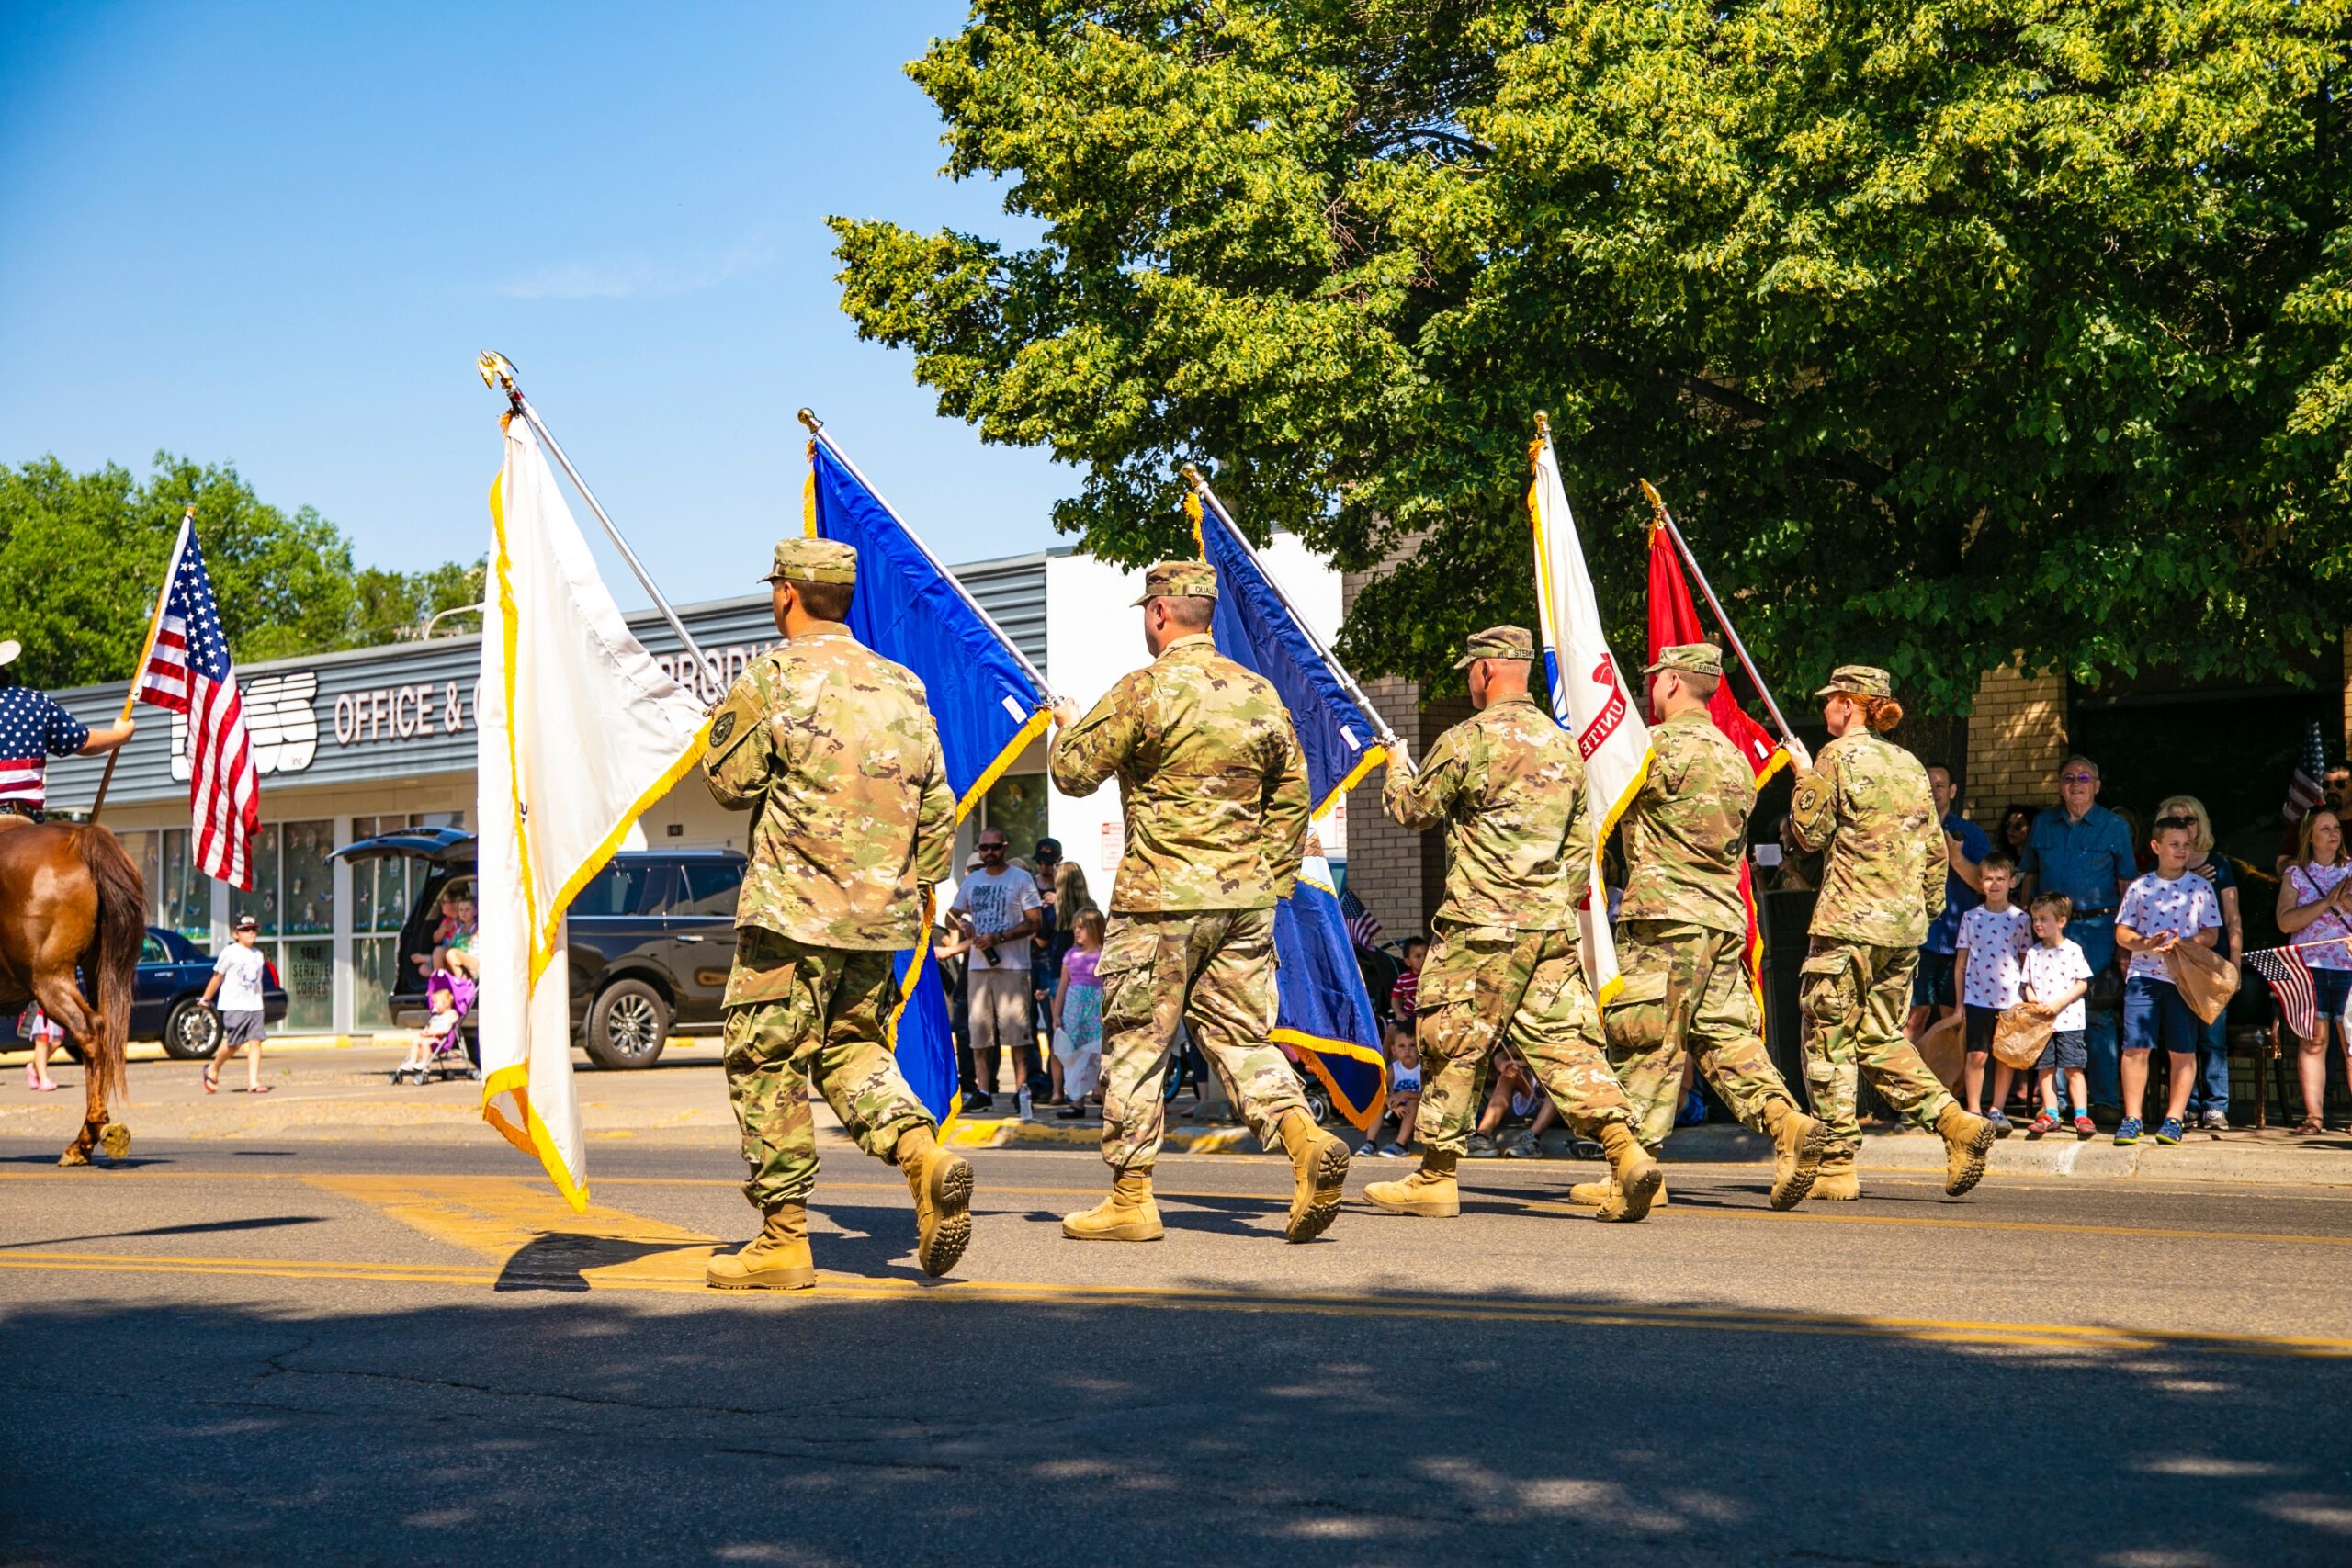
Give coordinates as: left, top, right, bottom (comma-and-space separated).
2243, 938, 2352, 1047
1339, 884, 1382, 949
2284, 721, 2328, 826
136, 518, 259, 889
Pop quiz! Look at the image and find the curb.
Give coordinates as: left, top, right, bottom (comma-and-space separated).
949, 1114, 2352, 1186
0, 1032, 406, 1068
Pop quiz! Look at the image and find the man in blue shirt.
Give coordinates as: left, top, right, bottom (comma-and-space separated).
2018, 754, 2138, 1113
1906, 765, 1988, 1047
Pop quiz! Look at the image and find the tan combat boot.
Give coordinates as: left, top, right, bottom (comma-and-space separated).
1937, 1101, 1996, 1197
897, 1125, 974, 1278
1762, 1099, 1829, 1211
1812, 1154, 1860, 1200
1593, 1122, 1663, 1223
1062, 1168, 1163, 1241
1276, 1109, 1351, 1242
1364, 1150, 1460, 1216
706, 1202, 817, 1291
1566, 1174, 1669, 1208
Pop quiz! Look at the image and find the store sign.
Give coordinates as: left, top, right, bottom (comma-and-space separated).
333, 679, 475, 747
170, 672, 322, 781
655, 639, 779, 705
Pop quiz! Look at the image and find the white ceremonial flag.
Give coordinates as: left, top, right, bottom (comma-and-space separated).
1528, 432, 1653, 1003
477, 416, 708, 1210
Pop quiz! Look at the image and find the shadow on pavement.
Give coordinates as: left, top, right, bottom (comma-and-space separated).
1, 1214, 327, 1250
6, 1277, 2350, 1566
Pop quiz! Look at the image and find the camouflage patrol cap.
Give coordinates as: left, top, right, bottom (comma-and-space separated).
1814, 664, 1893, 700
1453, 625, 1535, 670
1644, 642, 1723, 679
1133, 559, 1218, 605
763, 537, 858, 586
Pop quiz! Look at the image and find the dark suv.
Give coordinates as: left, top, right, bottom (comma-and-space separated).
334, 829, 742, 1069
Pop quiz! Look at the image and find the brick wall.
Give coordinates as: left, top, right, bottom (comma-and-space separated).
1962, 658, 2069, 823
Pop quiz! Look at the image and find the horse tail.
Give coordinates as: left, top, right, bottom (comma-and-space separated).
73, 826, 141, 1106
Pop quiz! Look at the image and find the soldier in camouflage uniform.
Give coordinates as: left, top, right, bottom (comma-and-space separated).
699, 537, 975, 1288
1048, 560, 1351, 1245
1788, 665, 1995, 1200
1576, 644, 1826, 1213
1363, 626, 1663, 1224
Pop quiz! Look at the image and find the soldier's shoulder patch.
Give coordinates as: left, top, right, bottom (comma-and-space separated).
706, 687, 763, 767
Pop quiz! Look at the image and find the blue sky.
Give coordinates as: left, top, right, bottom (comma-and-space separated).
0, 1, 1069, 611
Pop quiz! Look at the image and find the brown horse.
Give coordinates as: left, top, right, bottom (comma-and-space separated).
0, 818, 143, 1164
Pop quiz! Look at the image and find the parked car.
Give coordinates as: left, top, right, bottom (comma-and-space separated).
0, 926, 289, 1058
334, 829, 743, 1069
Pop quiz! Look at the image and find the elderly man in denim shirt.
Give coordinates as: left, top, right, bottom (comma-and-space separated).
2018, 755, 2137, 1112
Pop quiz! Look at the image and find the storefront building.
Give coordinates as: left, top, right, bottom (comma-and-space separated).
45, 539, 1348, 1036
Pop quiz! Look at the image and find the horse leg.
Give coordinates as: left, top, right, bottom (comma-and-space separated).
34, 974, 122, 1165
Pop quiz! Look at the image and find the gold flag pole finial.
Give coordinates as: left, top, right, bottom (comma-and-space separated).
1638, 477, 1671, 525
1180, 462, 1204, 490
797, 408, 823, 434
1533, 409, 1551, 440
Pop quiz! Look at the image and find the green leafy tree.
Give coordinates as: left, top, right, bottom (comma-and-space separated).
833, 0, 2351, 708
0, 452, 481, 688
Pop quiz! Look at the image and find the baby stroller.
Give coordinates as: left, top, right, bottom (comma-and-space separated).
393, 971, 479, 1084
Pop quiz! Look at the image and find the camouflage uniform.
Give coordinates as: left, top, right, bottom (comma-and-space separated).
1381, 627, 1633, 1153
703, 539, 957, 1211
1048, 561, 1313, 1173
1602, 649, 1803, 1148
1787, 667, 1956, 1160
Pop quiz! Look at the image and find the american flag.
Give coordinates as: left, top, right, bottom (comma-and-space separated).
2243, 938, 2352, 1046
2284, 720, 2328, 825
1338, 884, 1382, 948
135, 519, 258, 889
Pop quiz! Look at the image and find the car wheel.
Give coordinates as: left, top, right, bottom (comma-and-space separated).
160, 999, 224, 1060
1295, 1072, 1334, 1128
583, 979, 670, 1070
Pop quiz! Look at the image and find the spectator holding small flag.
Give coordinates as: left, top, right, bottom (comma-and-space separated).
2277, 806, 2352, 1134
2113, 815, 2223, 1145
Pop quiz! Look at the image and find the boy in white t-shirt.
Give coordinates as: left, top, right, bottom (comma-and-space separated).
199, 914, 272, 1094
2020, 893, 2097, 1138
1954, 852, 2033, 1134
2114, 815, 2222, 1146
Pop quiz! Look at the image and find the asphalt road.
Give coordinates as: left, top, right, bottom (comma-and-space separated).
5, 1125, 2351, 1567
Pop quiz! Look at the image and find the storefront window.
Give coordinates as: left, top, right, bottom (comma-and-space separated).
346, 812, 461, 1033
282, 821, 334, 935
156, 829, 211, 945
231, 824, 282, 935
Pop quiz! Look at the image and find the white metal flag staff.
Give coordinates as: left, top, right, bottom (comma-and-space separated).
1527, 412, 1652, 1004
474, 359, 709, 1210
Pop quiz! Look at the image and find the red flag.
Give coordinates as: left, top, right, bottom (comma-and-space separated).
1645, 523, 1786, 996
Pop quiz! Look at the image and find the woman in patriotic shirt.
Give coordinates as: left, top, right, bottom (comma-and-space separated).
0, 639, 137, 823
2278, 806, 2352, 1134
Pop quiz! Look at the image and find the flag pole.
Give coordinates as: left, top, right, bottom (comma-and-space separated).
1180, 464, 1402, 751
475, 353, 711, 672
1637, 478, 1799, 748
86, 506, 191, 824
797, 409, 1057, 702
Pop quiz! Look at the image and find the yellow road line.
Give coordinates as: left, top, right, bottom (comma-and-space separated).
3, 1247, 2347, 1358
8, 1168, 2352, 1250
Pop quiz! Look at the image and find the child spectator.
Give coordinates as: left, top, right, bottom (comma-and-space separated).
1387, 937, 1427, 1044
17, 1004, 62, 1092
2021, 893, 2096, 1138
200, 914, 272, 1094
392, 973, 464, 1085
2113, 815, 2222, 1145
1355, 1032, 1422, 1157
1955, 852, 2033, 1134
1051, 908, 1106, 1119
1468, 1051, 1557, 1157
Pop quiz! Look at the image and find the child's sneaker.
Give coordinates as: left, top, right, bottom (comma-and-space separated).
2114, 1117, 2143, 1145
1378, 1143, 1407, 1158
2073, 1112, 2096, 1139
1985, 1107, 2012, 1138
1353, 1141, 1377, 1157
2154, 1117, 2183, 1145
2027, 1110, 2060, 1138
2199, 1108, 2230, 1131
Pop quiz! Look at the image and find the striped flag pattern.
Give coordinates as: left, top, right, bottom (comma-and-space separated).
1339, 884, 1383, 949
136, 518, 259, 889
2285, 721, 2328, 825
2243, 939, 2352, 1046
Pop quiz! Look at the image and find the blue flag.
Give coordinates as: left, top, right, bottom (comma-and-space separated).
1188, 489, 1388, 1133
1193, 494, 1387, 818
808, 436, 1053, 1128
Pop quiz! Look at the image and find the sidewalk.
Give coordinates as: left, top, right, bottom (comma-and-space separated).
950, 1111, 2352, 1188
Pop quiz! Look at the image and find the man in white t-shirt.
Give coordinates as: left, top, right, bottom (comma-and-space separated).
950, 829, 1044, 1104
199, 914, 272, 1094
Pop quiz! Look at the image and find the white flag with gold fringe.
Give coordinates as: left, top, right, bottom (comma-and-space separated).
476, 414, 708, 1210
1528, 427, 1653, 1003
